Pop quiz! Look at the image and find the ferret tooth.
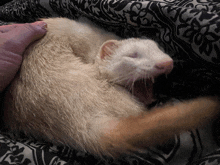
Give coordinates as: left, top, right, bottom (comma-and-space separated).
151, 77, 155, 83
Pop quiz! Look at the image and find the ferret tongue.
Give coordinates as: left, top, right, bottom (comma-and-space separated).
130, 79, 155, 106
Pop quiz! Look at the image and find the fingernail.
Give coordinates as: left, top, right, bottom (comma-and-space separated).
36, 21, 47, 30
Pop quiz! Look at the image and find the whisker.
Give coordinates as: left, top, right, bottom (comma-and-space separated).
131, 80, 135, 94
127, 71, 139, 92
144, 72, 148, 85
173, 59, 185, 63
110, 71, 135, 87
144, 73, 150, 87
111, 75, 128, 83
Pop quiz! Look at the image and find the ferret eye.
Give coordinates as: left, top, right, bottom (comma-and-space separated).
128, 52, 138, 58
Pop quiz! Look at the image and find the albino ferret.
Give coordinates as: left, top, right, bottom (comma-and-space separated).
2, 17, 219, 157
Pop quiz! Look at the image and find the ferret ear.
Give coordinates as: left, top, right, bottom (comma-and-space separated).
100, 40, 120, 60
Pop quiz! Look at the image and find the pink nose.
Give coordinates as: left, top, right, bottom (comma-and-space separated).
155, 60, 173, 74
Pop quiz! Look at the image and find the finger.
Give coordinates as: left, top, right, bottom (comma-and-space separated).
0, 23, 33, 33
0, 24, 18, 33
3, 21, 47, 55
20, 21, 47, 47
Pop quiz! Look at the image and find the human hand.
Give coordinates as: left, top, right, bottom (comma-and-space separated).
0, 21, 47, 91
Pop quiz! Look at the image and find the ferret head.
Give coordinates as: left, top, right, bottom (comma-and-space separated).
98, 38, 173, 86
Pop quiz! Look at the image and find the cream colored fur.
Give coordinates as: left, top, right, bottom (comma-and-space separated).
3, 17, 220, 158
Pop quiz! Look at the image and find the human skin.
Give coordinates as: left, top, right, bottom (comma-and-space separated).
0, 21, 47, 91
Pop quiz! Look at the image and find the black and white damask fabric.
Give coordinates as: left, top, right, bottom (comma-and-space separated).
0, 0, 220, 164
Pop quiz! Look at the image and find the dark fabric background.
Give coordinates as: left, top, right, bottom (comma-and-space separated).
0, 0, 12, 6
0, 0, 220, 165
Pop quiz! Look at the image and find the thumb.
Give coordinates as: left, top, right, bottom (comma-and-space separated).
4, 21, 47, 55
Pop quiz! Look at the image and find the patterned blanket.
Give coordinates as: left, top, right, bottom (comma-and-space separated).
0, 0, 220, 164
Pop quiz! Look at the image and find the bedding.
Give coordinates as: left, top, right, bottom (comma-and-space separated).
0, 0, 220, 164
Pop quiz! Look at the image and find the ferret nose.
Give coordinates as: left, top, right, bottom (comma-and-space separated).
155, 60, 173, 74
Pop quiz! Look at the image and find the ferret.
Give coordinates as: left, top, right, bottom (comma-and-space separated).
2, 17, 220, 158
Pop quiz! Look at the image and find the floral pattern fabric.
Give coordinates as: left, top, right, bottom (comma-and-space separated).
0, 0, 220, 164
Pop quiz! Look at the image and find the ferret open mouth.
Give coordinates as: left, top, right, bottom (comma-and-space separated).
128, 79, 155, 106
